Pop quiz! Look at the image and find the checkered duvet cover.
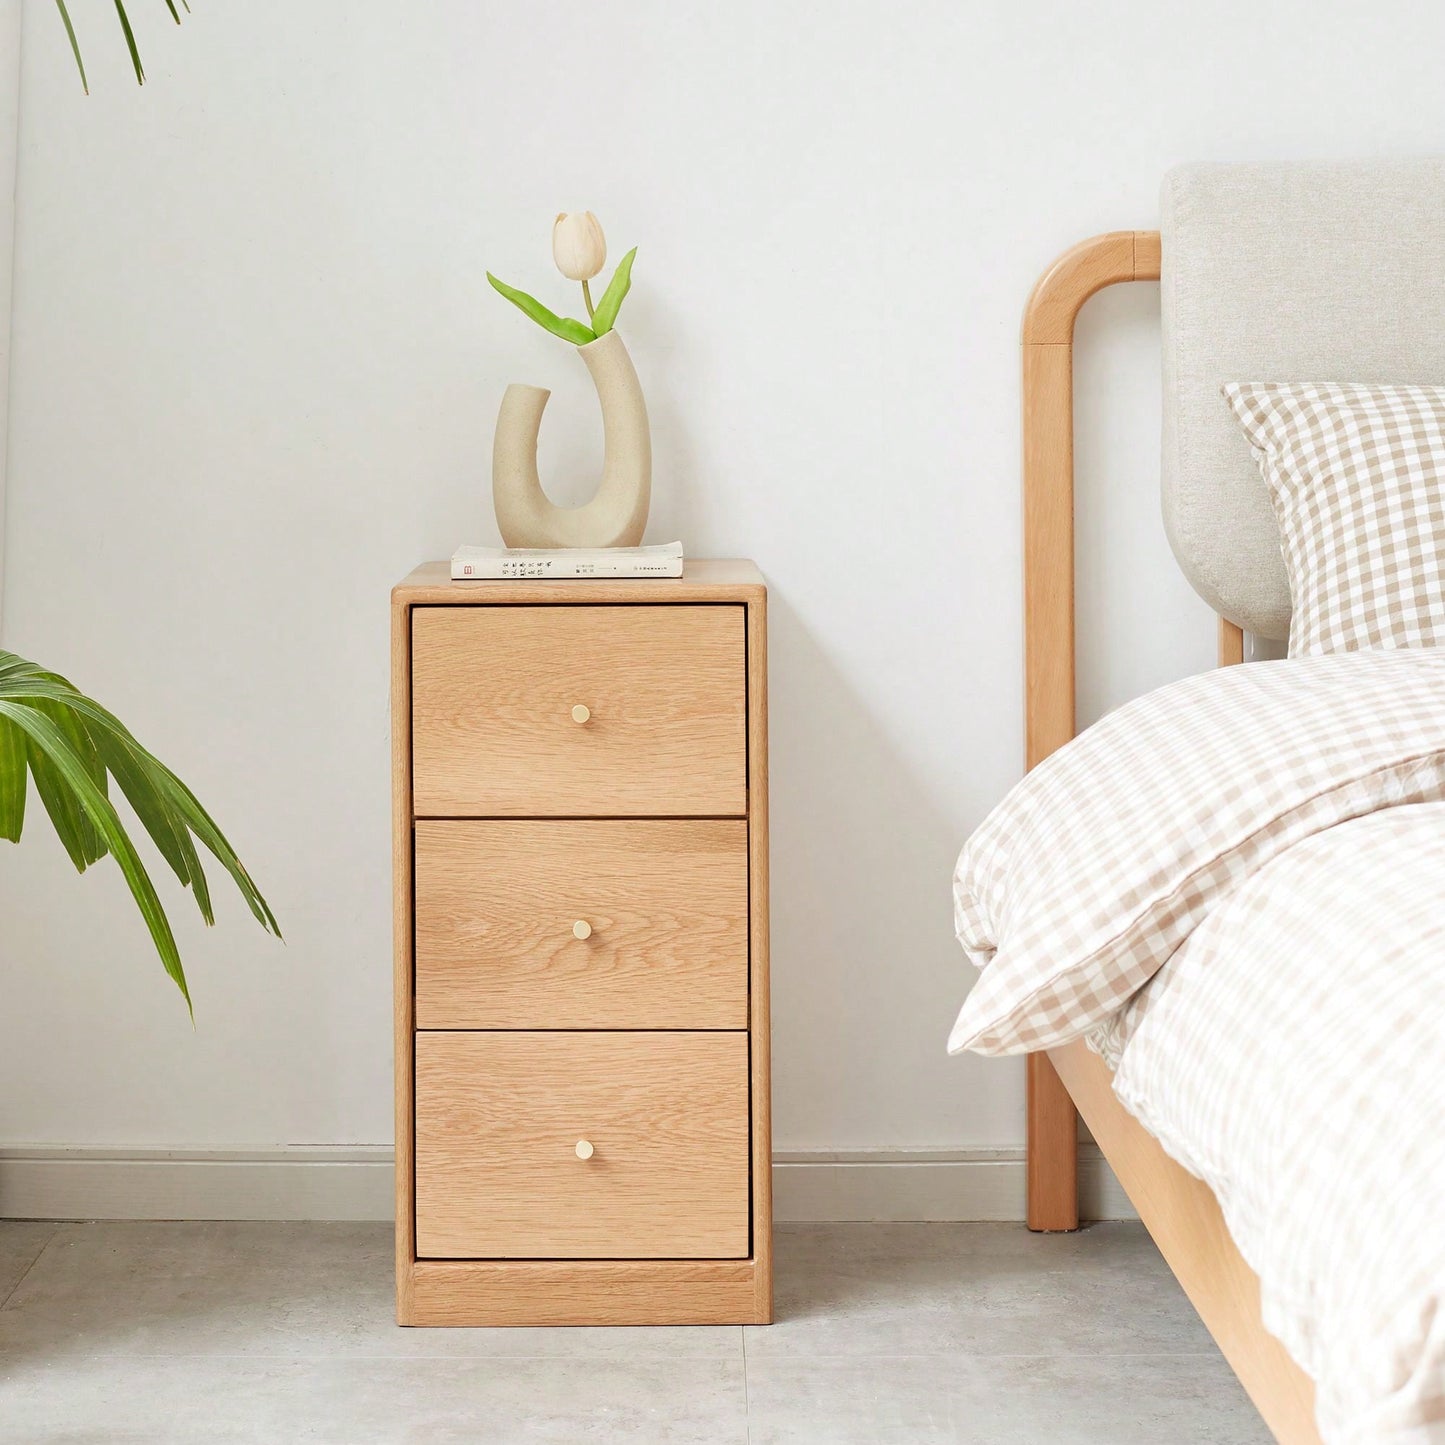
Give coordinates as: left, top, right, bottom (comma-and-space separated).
1100, 805, 1445, 1443
949, 651, 1445, 1440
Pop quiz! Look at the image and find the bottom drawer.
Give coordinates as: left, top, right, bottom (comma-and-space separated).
415, 1031, 751, 1260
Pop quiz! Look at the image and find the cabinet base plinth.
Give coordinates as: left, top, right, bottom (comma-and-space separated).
399, 1257, 772, 1327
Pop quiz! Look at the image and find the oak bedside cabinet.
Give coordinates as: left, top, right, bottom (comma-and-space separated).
391, 559, 771, 1326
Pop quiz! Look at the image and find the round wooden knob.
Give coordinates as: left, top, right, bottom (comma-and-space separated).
571, 704, 591, 724
575, 1139, 594, 1160
572, 919, 592, 940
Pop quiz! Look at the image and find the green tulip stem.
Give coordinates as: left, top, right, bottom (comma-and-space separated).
581, 279, 596, 319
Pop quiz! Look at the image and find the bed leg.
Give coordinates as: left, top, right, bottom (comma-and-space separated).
1026, 1053, 1079, 1230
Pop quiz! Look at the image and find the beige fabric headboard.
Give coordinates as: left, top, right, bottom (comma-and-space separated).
1161, 159, 1445, 641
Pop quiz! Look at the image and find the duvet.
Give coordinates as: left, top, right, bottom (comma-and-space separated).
949, 653, 1445, 1442
1102, 804, 1445, 1444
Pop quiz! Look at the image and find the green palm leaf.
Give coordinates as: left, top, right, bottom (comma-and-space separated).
90, 722, 213, 922
0, 700, 186, 1007
54, 1, 194, 93
0, 714, 26, 842
0, 651, 280, 1011
52, 1, 89, 94
113, 2, 145, 85
0, 668, 272, 931
148, 759, 279, 934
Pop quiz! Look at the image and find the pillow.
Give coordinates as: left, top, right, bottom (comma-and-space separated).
1222, 381, 1445, 656
947, 649, 1445, 1056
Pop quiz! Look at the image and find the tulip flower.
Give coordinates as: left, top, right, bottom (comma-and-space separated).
553, 212, 607, 282
489, 212, 638, 346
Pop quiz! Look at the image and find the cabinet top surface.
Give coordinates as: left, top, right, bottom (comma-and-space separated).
393, 558, 765, 606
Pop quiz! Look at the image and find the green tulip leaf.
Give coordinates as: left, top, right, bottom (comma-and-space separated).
590, 247, 637, 336
486, 273, 597, 346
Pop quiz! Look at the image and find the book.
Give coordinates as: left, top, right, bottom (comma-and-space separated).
451, 541, 684, 581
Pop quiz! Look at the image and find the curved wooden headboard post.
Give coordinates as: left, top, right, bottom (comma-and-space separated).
1020, 231, 1245, 1229
1020, 231, 1162, 1231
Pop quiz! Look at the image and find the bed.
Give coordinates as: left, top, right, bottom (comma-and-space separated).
952, 163, 1445, 1444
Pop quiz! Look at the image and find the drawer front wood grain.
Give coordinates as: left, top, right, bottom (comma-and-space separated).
414, 819, 749, 1029
410, 605, 746, 817
415, 1031, 751, 1260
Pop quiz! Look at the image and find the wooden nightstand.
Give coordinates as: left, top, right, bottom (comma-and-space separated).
391, 560, 771, 1325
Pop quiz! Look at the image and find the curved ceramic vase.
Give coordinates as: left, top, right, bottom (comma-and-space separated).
492, 329, 652, 548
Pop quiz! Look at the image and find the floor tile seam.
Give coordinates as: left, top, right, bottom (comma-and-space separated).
732, 1350, 1234, 1361
0, 1348, 754, 1362
0, 1226, 61, 1313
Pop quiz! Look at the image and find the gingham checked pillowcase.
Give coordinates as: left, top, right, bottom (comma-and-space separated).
946, 649, 1445, 1056
1223, 381, 1445, 656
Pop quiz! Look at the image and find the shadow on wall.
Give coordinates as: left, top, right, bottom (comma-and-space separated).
765, 591, 1018, 1151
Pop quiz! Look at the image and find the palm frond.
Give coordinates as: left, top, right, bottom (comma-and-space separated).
52, 1, 89, 94
0, 651, 280, 1011
113, 2, 145, 86
56, 1, 196, 92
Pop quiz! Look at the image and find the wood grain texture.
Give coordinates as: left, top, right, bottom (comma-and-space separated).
1219, 618, 1246, 667
1023, 339, 1078, 774
1025, 1054, 1078, 1232
390, 591, 415, 1324
414, 819, 748, 1029
1050, 1040, 1320, 1443
746, 587, 774, 1320
394, 557, 766, 607
1022, 231, 1166, 1231
1022, 231, 1161, 773
406, 1258, 764, 1327
1134, 228, 1162, 281
415, 1031, 751, 1260
393, 564, 769, 1324
1022, 233, 1160, 1230
1021, 231, 1151, 345
411, 604, 746, 817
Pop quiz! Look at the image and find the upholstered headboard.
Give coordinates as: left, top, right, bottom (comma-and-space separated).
1161, 160, 1445, 641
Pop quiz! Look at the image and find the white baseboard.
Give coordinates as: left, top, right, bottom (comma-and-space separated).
0, 1145, 1135, 1224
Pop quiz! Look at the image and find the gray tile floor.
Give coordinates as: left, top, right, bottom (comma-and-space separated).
0, 1219, 1268, 1444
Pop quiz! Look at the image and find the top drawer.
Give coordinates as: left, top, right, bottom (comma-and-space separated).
411, 605, 747, 817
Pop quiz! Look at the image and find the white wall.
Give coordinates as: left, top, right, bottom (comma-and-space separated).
2, 1, 1443, 1197
0, 0, 19, 616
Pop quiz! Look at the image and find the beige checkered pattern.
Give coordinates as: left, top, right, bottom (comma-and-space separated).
947, 649, 1445, 1056
1223, 380, 1445, 656
1108, 806, 1445, 1444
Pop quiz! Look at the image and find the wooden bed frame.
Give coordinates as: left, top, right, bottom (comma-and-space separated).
1021, 231, 1321, 1444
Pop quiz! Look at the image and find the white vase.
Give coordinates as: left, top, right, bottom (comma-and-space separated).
491, 329, 652, 548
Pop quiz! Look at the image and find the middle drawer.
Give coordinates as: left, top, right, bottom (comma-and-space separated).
414, 819, 749, 1029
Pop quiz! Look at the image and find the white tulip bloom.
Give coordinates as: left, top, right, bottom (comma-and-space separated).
552, 211, 607, 282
